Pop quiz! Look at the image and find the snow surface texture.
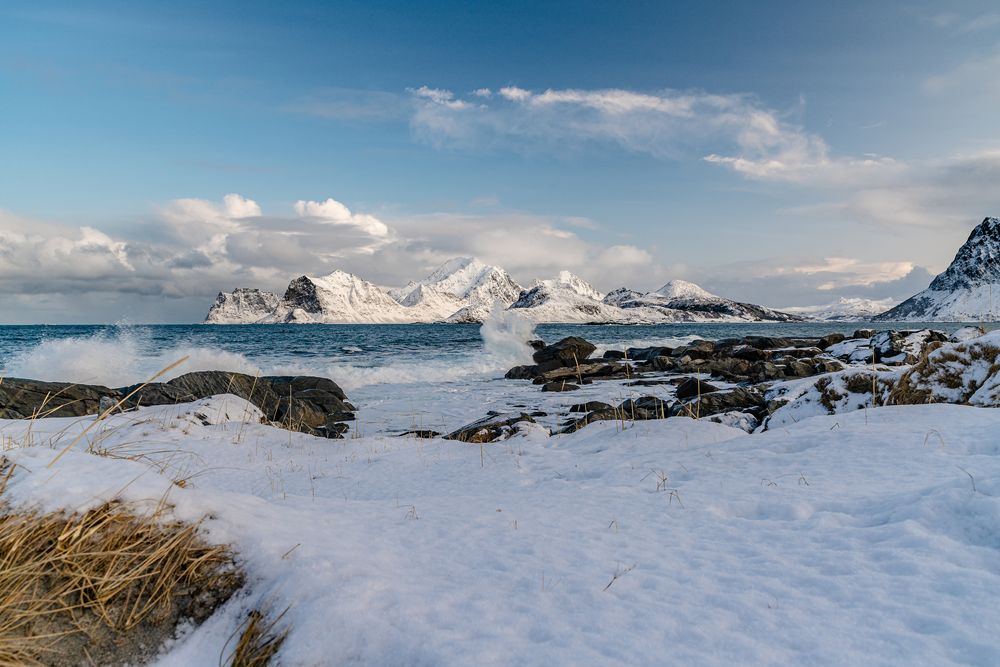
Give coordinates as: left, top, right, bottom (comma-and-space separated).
876, 217, 1000, 321
205, 257, 801, 324
3, 399, 1000, 666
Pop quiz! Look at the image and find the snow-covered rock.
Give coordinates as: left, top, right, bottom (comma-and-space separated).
889, 330, 1000, 406
875, 217, 1000, 322
205, 288, 280, 324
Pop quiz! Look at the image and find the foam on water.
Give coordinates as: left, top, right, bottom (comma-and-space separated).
2, 327, 263, 387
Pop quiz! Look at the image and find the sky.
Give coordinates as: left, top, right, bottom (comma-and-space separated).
2, 0, 1000, 323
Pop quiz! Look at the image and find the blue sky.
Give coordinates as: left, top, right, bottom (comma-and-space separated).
2, 0, 1000, 322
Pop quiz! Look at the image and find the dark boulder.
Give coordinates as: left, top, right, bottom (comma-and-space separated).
675, 378, 720, 400
569, 401, 612, 413
626, 346, 673, 362
617, 396, 672, 420
541, 381, 580, 392
673, 387, 765, 419
671, 340, 715, 360
818, 333, 846, 349
603, 350, 626, 360
0, 378, 119, 419
532, 336, 597, 367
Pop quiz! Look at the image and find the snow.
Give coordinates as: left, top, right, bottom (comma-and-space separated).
782, 297, 896, 322
3, 394, 1000, 666
204, 259, 799, 325
653, 279, 719, 301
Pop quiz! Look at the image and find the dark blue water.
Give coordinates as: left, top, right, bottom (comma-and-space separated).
0, 322, 991, 390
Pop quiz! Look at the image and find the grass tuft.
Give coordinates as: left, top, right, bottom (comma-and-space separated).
0, 458, 244, 666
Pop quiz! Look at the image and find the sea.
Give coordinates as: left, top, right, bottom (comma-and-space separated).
0, 320, 992, 436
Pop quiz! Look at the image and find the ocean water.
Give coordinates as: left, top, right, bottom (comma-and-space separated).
0, 320, 991, 435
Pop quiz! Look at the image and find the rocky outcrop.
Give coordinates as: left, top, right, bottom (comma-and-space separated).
0, 372, 355, 439
888, 331, 1000, 406
875, 217, 1000, 321
205, 288, 280, 324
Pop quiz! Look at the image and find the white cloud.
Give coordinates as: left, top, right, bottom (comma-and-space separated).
294, 197, 391, 239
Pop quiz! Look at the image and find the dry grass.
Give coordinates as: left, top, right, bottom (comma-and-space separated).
0, 458, 244, 666
224, 608, 289, 667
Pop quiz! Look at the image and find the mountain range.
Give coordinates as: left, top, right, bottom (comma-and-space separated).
205, 258, 803, 324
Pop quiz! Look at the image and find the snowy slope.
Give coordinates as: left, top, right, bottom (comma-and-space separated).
261, 271, 430, 324
875, 217, 1000, 321
204, 288, 280, 324
3, 400, 1000, 666
392, 257, 524, 322
603, 279, 802, 323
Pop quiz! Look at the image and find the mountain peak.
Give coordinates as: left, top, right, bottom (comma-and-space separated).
654, 279, 718, 301
875, 216, 1000, 322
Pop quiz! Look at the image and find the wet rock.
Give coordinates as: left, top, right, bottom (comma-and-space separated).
603, 350, 626, 360
541, 381, 580, 392
671, 340, 715, 359
626, 346, 673, 362
569, 401, 612, 413
675, 378, 720, 400
528, 339, 547, 351
673, 387, 765, 419
505, 365, 541, 380
740, 336, 793, 350
444, 413, 537, 443
853, 329, 875, 339
532, 336, 597, 367
0, 379, 120, 419
532, 362, 622, 384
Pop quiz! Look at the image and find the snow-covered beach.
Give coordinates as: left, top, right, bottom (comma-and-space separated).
2, 321, 999, 665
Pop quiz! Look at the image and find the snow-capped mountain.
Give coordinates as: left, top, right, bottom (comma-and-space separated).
605, 279, 802, 322
783, 297, 896, 322
874, 217, 1000, 322
392, 257, 524, 322
205, 288, 281, 324
204, 261, 799, 324
532, 271, 605, 302
259, 271, 419, 324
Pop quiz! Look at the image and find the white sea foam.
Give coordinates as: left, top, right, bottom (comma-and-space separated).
2, 328, 263, 387
479, 304, 536, 369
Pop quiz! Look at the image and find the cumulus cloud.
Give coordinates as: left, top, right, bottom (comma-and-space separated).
294, 198, 391, 239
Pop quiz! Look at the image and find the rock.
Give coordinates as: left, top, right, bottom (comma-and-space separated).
871, 329, 947, 365
777, 347, 824, 359
166, 371, 282, 417
397, 429, 441, 439
0, 378, 120, 419
266, 376, 355, 437
603, 350, 626, 360
853, 329, 875, 339
532, 362, 622, 384
626, 346, 673, 362
541, 381, 580, 392
740, 336, 793, 350
532, 336, 597, 367
671, 340, 715, 359
706, 411, 760, 433
674, 387, 765, 419
782, 359, 816, 378
505, 365, 541, 380
649, 356, 677, 372
675, 378, 720, 400
813, 358, 847, 374
749, 361, 785, 382
569, 401, 612, 413
626, 379, 674, 387
725, 345, 770, 362
528, 339, 547, 351
818, 333, 846, 349
617, 396, 672, 420
444, 413, 537, 443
